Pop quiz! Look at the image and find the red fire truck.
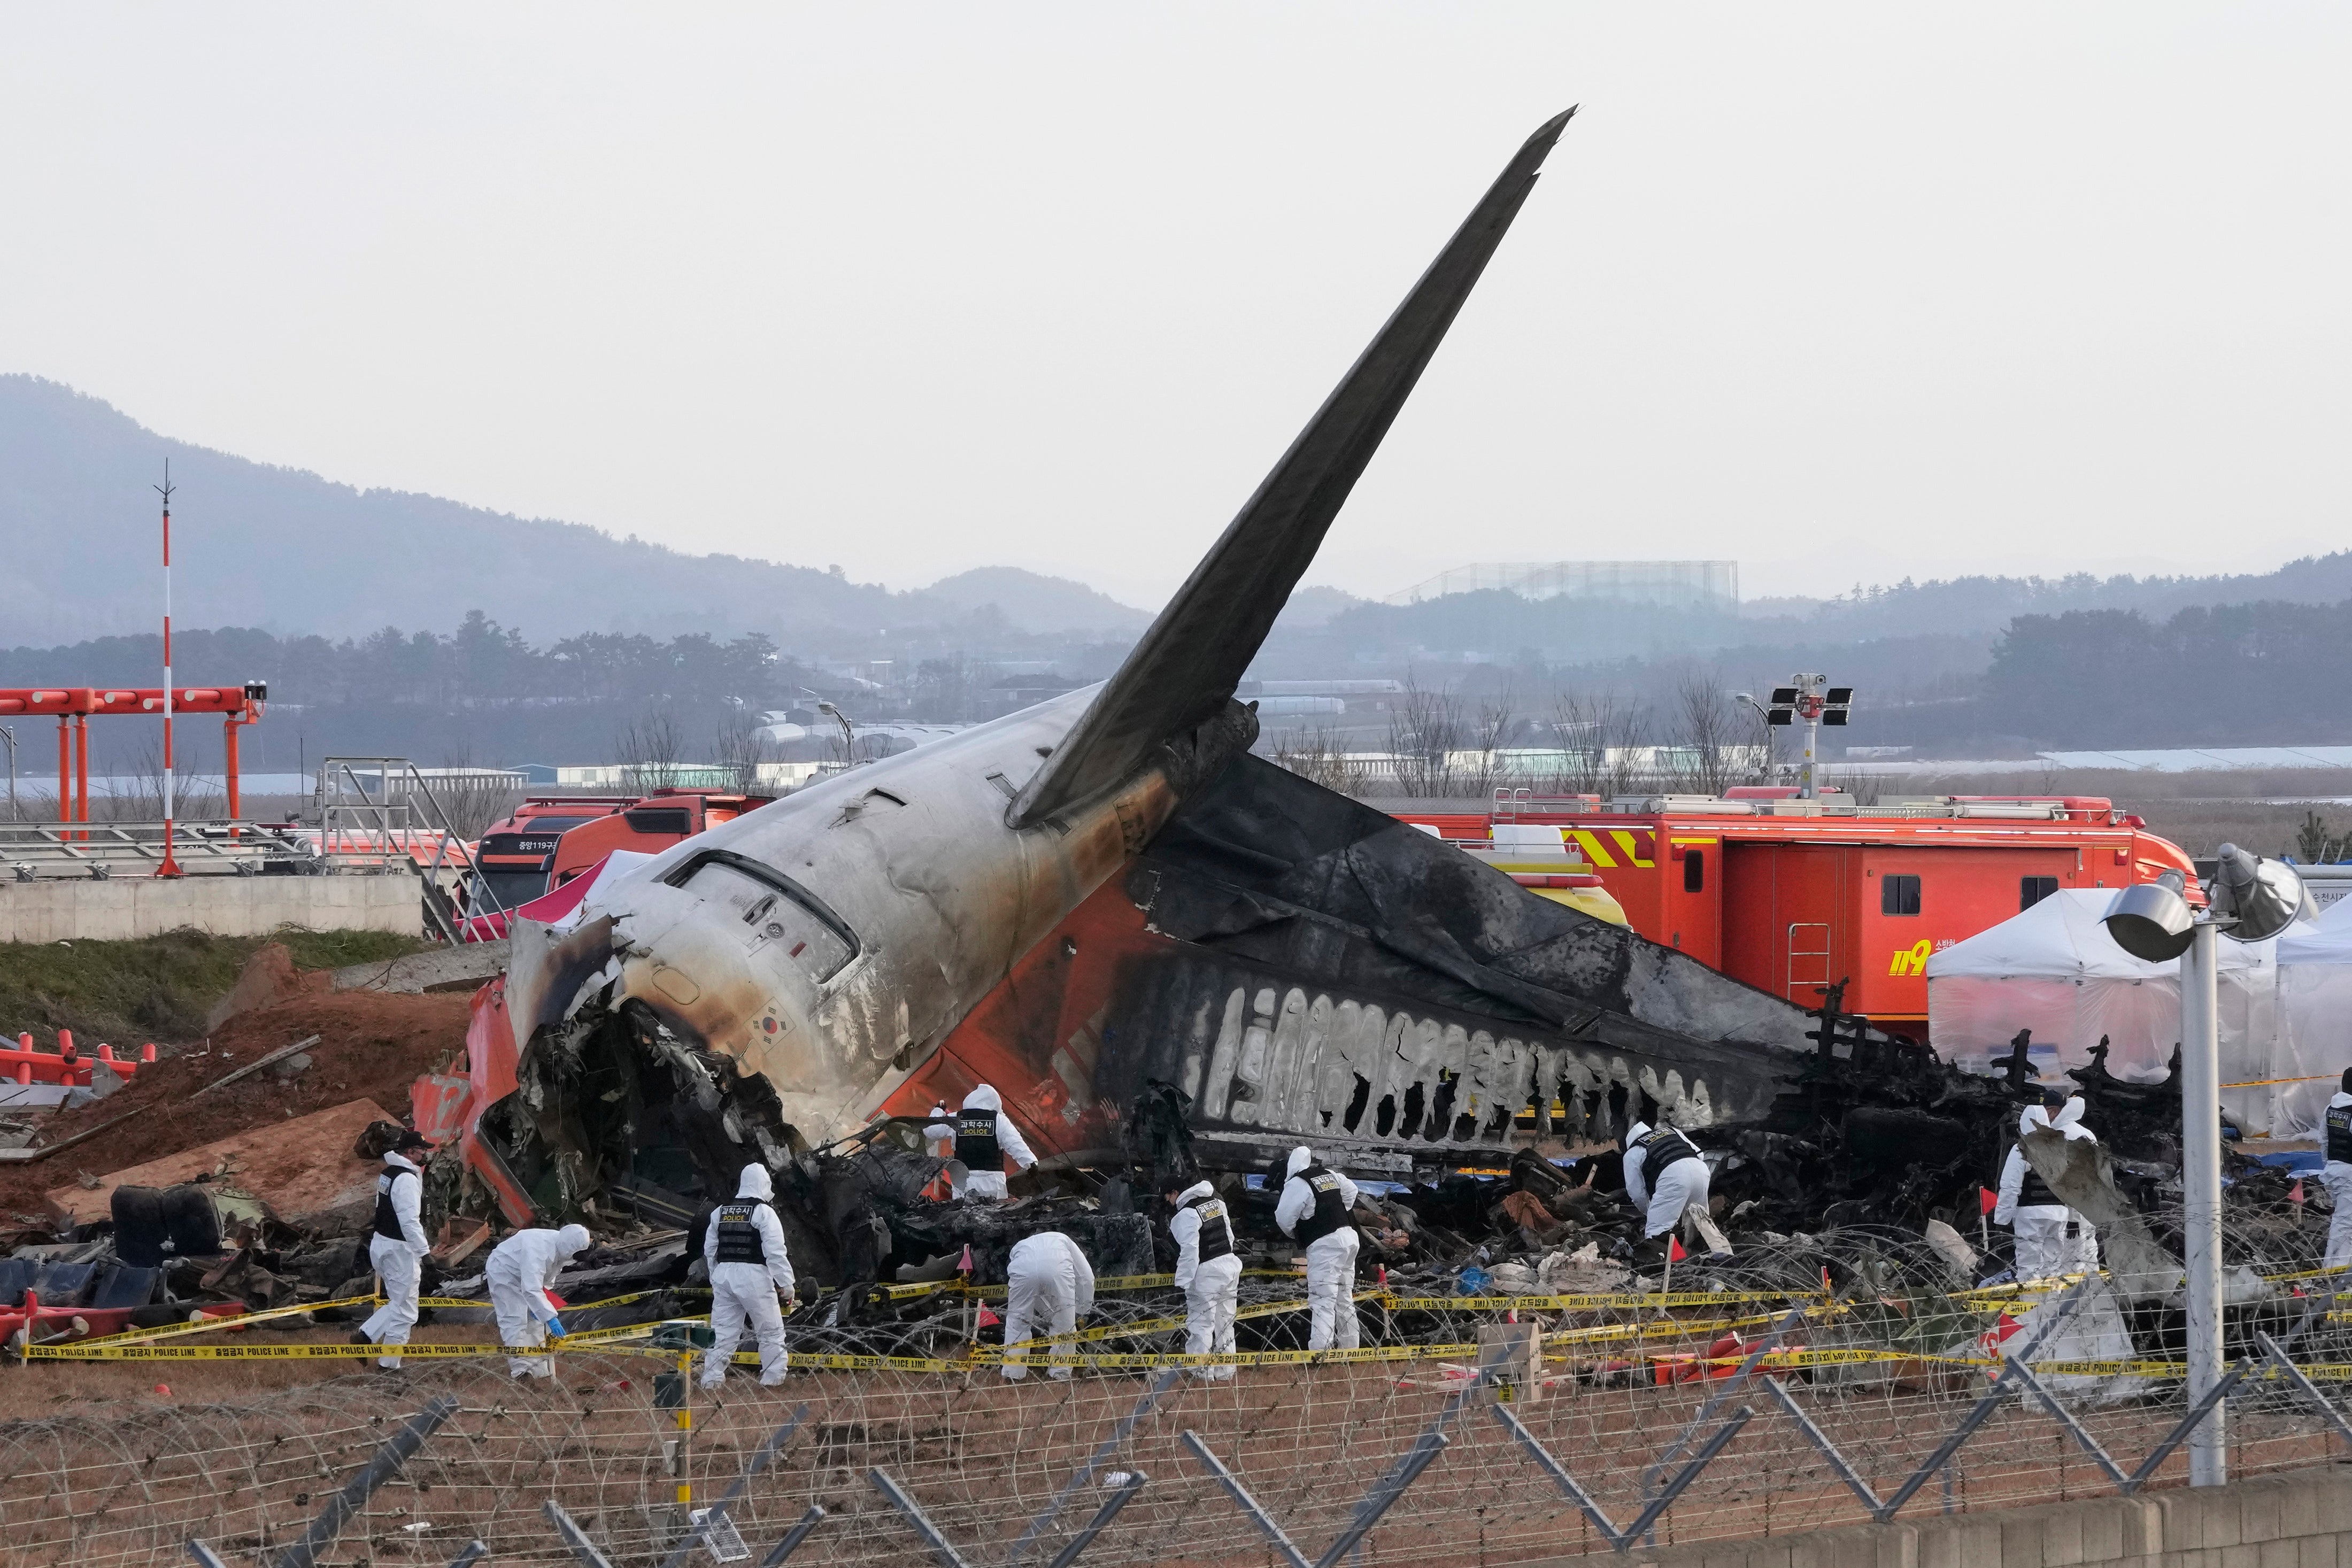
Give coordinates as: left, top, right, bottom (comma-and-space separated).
463, 789, 774, 935
1393, 789, 2202, 1040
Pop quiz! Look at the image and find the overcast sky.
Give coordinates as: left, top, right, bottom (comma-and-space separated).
4, 5, 2346, 610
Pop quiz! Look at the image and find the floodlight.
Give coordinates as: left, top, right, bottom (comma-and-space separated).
2103, 880, 2197, 962
2207, 843, 2317, 942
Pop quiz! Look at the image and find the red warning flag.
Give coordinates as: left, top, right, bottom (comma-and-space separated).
976, 1304, 1001, 1329
1667, 1235, 1687, 1263
959, 1244, 975, 1276
1978, 1186, 1999, 1216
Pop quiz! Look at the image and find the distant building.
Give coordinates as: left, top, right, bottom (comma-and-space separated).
1384, 560, 1738, 611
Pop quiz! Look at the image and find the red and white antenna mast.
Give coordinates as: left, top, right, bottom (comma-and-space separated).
155, 461, 183, 877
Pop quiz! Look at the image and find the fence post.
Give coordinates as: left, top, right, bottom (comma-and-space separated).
871, 1467, 975, 1568
758, 1504, 829, 1566
1007, 1368, 1179, 1566
1178, 1430, 1313, 1568
545, 1501, 619, 1568
273, 1395, 458, 1568
2258, 1331, 2352, 1446
1045, 1471, 1150, 1568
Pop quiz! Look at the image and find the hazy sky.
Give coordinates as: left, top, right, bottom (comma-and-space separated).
4, 5, 2347, 609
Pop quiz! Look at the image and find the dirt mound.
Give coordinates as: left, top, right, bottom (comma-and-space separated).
0, 983, 474, 1226
201, 941, 329, 1031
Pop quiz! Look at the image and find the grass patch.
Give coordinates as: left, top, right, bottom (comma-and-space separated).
0, 928, 434, 1049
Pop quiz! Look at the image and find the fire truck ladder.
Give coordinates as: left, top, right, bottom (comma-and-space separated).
1786, 923, 1832, 1002
314, 758, 514, 944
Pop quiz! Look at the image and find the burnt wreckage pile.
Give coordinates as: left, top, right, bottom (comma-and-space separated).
457, 751, 2307, 1333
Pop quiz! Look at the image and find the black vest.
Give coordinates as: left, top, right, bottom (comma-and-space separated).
1292, 1165, 1352, 1246
2328, 1102, 2352, 1165
1182, 1193, 1235, 1263
2015, 1147, 2060, 1209
1637, 1127, 1701, 1179
955, 1109, 1001, 1169
372, 1166, 412, 1243
712, 1201, 769, 1266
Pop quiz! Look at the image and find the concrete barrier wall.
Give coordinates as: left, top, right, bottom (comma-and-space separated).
1620, 1469, 2352, 1568
0, 871, 424, 943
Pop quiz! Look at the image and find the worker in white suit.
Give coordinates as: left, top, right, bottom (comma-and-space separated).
354, 1130, 433, 1369
701, 1163, 797, 1388
1000, 1231, 1094, 1381
484, 1223, 591, 1378
1995, 1093, 2096, 1280
2323, 1069, 2352, 1270
1275, 1147, 1361, 1352
1622, 1120, 1711, 1245
1168, 1178, 1242, 1379
925, 1084, 1037, 1201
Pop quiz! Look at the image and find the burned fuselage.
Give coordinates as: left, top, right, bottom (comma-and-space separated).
504, 694, 1255, 1154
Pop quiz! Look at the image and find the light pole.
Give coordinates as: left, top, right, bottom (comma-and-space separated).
1733, 693, 1772, 783
2105, 847, 2314, 1487
1, 724, 14, 819
1760, 677, 1853, 799
816, 701, 857, 768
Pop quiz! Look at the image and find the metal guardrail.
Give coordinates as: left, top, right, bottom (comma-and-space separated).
0, 818, 315, 880
314, 758, 511, 943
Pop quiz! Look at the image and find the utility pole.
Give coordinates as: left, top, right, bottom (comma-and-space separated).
2178, 917, 2225, 1485
156, 462, 183, 876
1, 724, 14, 820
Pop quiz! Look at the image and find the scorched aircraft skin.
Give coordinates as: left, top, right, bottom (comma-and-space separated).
490, 110, 1888, 1215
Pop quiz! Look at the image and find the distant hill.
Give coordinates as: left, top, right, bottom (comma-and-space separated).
0, 375, 1131, 651
920, 567, 1149, 635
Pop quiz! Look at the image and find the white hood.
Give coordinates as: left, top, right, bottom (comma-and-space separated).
1175, 1178, 1216, 1205
557, 1223, 591, 1257
2018, 1104, 2053, 1138
965, 1084, 1001, 1113
1625, 1120, 1652, 1146
736, 1163, 775, 1201
1286, 1146, 1314, 1177
2050, 1096, 2097, 1141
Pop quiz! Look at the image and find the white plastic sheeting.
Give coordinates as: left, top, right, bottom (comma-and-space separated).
2274, 897, 2352, 1139
1926, 890, 2282, 1134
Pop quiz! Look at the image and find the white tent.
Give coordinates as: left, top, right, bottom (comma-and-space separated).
1925, 890, 2281, 1133
2273, 894, 2352, 1138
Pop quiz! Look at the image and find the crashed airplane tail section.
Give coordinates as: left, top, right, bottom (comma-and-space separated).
491, 112, 1588, 1204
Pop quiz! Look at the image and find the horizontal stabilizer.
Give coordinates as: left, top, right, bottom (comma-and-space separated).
1010, 108, 1576, 826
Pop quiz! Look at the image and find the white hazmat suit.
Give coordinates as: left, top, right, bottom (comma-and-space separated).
358, 1150, 428, 1369
1623, 1121, 1711, 1242
1170, 1179, 1241, 1379
924, 1084, 1036, 1201
1001, 1231, 1094, 1381
1994, 1100, 2098, 1280
484, 1223, 591, 1378
1276, 1147, 1360, 1352
2325, 1088, 2352, 1270
701, 1164, 796, 1388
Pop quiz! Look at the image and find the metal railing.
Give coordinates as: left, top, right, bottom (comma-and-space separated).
0, 817, 313, 880
313, 758, 511, 943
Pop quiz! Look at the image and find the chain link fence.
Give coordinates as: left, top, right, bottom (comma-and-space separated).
11, 1241, 2352, 1568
